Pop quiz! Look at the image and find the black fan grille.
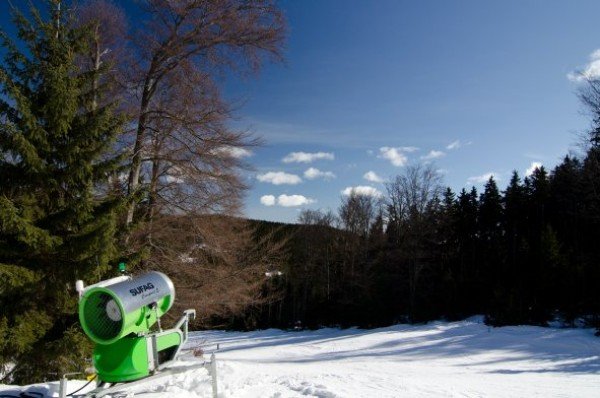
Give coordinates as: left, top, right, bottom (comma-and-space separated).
83, 292, 122, 341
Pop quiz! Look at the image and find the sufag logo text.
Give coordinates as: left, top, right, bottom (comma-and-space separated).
129, 282, 155, 296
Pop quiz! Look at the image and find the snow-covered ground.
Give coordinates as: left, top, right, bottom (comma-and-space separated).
2, 317, 599, 397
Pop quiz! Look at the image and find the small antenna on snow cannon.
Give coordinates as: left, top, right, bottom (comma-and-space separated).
77, 271, 196, 384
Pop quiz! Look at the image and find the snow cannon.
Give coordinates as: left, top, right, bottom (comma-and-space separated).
79, 271, 174, 345
77, 270, 196, 383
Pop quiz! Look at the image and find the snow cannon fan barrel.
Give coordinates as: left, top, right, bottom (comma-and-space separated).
79, 271, 174, 344
77, 270, 195, 383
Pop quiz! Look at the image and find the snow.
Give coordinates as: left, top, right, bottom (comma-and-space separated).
2, 318, 599, 397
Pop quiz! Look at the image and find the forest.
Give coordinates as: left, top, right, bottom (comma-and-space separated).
0, 0, 598, 386
238, 149, 600, 331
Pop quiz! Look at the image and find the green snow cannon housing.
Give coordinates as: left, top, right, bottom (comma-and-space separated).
78, 272, 193, 383
79, 271, 174, 344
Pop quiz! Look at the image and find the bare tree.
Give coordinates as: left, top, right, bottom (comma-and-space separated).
386, 164, 442, 227
76, 0, 285, 223
576, 76, 600, 147
336, 191, 379, 301
72, 0, 287, 324
128, 215, 286, 327
124, 0, 285, 224
385, 163, 443, 320
575, 77, 600, 206
338, 191, 377, 237
142, 65, 254, 220
297, 209, 337, 227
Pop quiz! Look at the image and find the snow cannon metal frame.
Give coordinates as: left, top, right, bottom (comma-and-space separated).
77, 271, 196, 384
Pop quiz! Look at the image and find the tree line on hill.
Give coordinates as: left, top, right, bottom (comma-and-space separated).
236, 137, 600, 333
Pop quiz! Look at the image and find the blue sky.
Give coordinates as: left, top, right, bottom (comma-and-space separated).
226, 0, 600, 222
2, 1, 599, 223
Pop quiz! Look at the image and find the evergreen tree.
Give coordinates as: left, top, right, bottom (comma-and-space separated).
477, 177, 503, 311
439, 188, 458, 263
549, 156, 583, 242
548, 157, 584, 322
436, 188, 459, 318
525, 167, 550, 231
491, 171, 527, 324
455, 188, 479, 315
479, 177, 502, 243
0, 1, 124, 382
522, 167, 552, 323
581, 135, 600, 331
503, 172, 526, 263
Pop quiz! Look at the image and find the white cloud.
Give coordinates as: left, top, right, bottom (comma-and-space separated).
257, 171, 302, 185
304, 167, 336, 180
277, 194, 316, 207
363, 171, 385, 183
341, 185, 383, 197
525, 161, 543, 177
378, 146, 414, 167
568, 49, 600, 82
421, 150, 445, 160
447, 140, 461, 150
260, 194, 316, 207
282, 151, 334, 163
447, 140, 473, 150
213, 146, 253, 158
260, 195, 276, 206
399, 146, 419, 152
467, 172, 500, 184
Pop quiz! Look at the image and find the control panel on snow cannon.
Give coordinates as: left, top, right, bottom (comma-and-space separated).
77, 270, 195, 383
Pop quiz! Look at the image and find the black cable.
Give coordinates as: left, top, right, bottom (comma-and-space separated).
66, 375, 97, 397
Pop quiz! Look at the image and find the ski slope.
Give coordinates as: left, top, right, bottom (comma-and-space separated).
2, 317, 599, 397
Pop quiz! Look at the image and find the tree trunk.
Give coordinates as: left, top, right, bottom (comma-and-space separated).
125, 82, 152, 224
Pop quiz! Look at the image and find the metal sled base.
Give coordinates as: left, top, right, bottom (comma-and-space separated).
60, 310, 218, 398
80, 355, 217, 398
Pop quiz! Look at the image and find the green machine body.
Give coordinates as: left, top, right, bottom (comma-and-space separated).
78, 271, 193, 382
